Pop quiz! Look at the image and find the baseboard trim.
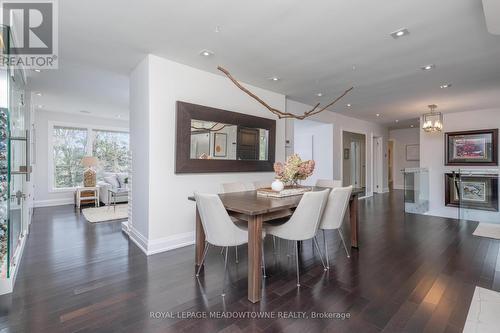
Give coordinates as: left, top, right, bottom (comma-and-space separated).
148, 232, 195, 255
34, 198, 74, 208
127, 227, 194, 256
128, 227, 149, 255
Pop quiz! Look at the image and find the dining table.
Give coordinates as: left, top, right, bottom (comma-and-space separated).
187, 186, 364, 303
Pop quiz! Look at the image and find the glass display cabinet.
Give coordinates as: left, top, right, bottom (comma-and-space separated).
403, 168, 429, 214
0, 25, 31, 291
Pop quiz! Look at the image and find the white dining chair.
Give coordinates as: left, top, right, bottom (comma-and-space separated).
316, 179, 343, 188
220, 182, 247, 262
221, 182, 247, 193
265, 189, 330, 287
194, 193, 267, 295
319, 186, 353, 269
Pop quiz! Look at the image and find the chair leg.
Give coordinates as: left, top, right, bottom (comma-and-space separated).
262, 242, 267, 278
295, 241, 300, 287
323, 230, 330, 269
313, 236, 327, 271
220, 247, 224, 255
235, 246, 239, 264
287, 240, 291, 257
338, 228, 351, 258
196, 242, 210, 277
221, 246, 229, 297
272, 236, 276, 255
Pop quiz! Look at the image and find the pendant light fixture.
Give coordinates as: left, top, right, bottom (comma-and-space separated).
422, 104, 443, 132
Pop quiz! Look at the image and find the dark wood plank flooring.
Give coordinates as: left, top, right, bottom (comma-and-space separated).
0, 191, 498, 332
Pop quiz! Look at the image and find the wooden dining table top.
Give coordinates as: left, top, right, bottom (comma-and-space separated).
187, 186, 364, 216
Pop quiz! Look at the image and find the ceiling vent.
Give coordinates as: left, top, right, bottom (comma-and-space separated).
482, 0, 500, 35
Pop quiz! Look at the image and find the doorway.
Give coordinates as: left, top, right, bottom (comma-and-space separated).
342, 131, 366, 194
388, 140, 394, 190
373, 136, 384, 193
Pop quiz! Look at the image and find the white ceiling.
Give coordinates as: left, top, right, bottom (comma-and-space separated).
30, 0, 500, 125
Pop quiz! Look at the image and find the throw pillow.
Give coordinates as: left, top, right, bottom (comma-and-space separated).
117, 174, 128, 188
103, 175, 120, 189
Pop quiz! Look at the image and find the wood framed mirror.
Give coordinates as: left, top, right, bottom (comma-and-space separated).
175, 101, 276, 173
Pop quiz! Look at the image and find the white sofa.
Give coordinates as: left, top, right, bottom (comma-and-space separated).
97, 172, 129, 205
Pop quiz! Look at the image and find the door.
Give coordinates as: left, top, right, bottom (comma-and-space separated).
237, 127, 260, 160
8, 68, 28, 265
350, 141, 361, 187
373, 137, 383, 193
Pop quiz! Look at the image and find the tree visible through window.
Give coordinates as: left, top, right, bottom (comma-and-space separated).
92, 130, 130, 178
53, 126, 87, 188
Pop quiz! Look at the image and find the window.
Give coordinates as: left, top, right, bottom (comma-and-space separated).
51, 124, 129, 189
53, 126, 88, 188
92, 130, 130, 178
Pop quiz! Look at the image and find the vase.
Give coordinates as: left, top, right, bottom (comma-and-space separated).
271, 179, 284, 192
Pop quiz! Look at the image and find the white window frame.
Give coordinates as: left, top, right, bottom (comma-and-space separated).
48, 121, 129, 192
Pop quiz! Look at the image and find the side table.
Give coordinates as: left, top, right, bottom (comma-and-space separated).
75, 186, 99, 209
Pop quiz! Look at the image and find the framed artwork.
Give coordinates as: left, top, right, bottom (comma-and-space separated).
444, 173, 498, 211
213, 132, 227, 157
406, 144, 420, 161
445, 129, 498, 166
343, 148, 349, 160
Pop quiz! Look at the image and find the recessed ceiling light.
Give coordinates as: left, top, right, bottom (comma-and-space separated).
199, 49, 214, 57
35, 92, 42, 96
37, 104, 44, 108
421, 64, 435, 71
390, 28, 410, 39
33, 69, 41, 73
410, 124, 414, 128
376, 113, 380, 117
346, 103, 352, 107
440, 83, 452, 89
268, 76, 280, 81
316, 92, 323, 97
80, 110, 91, 114
395, 119, 399, 123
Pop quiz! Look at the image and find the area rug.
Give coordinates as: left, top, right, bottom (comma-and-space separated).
82, 204, 128, 223
463, 287, 500, 332
473, 223, 500, 240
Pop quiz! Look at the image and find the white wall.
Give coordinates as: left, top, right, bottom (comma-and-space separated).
420, 108, 500, 221
293, 119, 333, 186
129, 54, 286, 254
34, 110, 129, 207
389, 128, 420, 189
286, 99, 389, 195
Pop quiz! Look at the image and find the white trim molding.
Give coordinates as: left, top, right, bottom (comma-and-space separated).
127, 227, 195, 256
34, 198, 74, 207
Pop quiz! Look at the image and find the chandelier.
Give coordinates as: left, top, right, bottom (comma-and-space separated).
422, 104, 443, 132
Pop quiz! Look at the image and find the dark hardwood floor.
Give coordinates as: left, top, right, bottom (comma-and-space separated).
0, 191, 498, 332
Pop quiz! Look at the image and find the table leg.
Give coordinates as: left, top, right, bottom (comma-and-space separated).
195, 207, 206, 266
350, 195, 359, 248
248, 214, 263, 303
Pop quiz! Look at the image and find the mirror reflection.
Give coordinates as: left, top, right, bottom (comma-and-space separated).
190, 119, 269, 161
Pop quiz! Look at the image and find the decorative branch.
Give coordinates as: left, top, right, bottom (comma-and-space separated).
191, 122, 230, 132
218, 66, 354, 120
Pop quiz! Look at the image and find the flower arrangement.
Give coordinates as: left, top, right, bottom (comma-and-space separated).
273, 154, 315, 185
